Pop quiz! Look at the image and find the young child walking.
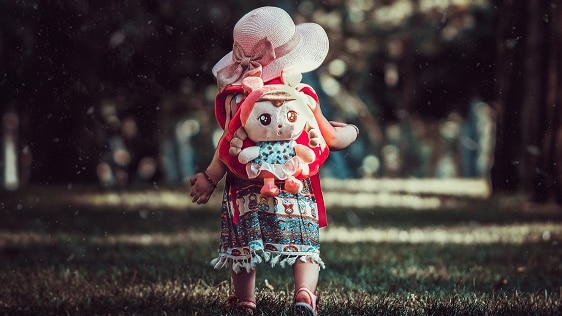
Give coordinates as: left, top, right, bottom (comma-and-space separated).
190, 6, 358, 315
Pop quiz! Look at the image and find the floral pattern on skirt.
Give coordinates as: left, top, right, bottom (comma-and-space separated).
211, 176, 324, 273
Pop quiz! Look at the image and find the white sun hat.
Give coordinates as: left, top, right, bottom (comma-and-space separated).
212, 6, 329, 91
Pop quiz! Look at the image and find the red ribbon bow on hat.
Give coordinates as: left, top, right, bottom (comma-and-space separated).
216, 37, 275, 91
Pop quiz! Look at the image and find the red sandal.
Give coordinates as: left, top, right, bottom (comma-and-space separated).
227, 295, 257, 315
293, 287, 319, 315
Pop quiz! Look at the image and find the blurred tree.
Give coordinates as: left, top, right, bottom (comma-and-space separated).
308, 0, 496, 177
0, 0, 242, 184
0, 0, 517, 187
492, 0, 562, 204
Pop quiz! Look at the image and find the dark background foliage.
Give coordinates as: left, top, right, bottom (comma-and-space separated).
1, 0, 561, 204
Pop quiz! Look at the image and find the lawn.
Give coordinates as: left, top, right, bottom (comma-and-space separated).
0, 186, 561, 315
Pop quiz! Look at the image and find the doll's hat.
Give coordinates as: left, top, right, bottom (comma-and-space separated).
212, 6, 329, 91
238, 77, 293, 125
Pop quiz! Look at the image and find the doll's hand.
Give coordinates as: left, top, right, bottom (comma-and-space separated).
189, 172, 216, 204
295, 144, 315, 164
229, 128, 248, 156
229, 137, 243, 156
238, 146, 260, 164
308, 128, 321, 147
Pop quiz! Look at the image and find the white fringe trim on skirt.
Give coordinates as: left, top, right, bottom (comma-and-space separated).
210, 249, 325, 274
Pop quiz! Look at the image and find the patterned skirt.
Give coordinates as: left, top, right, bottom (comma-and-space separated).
211, 175, 324, 273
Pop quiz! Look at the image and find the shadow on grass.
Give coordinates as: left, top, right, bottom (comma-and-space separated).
328, 202, 562, 229
2, 233, 560, 307
1, 189, 561, 315
0, 205, 220, 235
2, 197, 561, 236
320, 241, 562, 294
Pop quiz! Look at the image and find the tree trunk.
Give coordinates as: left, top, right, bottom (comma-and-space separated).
545, 2, 562, 204
521, 0, 549, 201
491, 0, 526, 192
492, 0, 562, 205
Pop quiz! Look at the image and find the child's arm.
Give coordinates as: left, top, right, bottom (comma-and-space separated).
189, 94, 239, 204
189, 145, 226, 204
312, 105, 359, 150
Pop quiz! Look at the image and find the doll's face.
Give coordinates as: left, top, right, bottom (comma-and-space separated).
244, 98, 307, 142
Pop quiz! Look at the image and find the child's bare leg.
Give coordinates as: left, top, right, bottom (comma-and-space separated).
293, 259, 320, 313
293, 258, 319, 294
231, 268, 257, 303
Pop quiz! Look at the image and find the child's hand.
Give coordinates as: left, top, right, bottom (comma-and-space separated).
329, 121, 349, 128
323, 121, 359, 151
189, 172, 216, 204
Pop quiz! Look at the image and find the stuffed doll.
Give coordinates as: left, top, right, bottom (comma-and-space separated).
228, 76, 324, 196
215, 72, 331, 226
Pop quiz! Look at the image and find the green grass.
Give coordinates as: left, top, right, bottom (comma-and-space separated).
0, 190, 561, 315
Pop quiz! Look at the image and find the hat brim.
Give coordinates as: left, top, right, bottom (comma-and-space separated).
212, 23, 328, 84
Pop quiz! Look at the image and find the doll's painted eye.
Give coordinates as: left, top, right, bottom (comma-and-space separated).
258, 113, 271, 126
287, 110, 298, 123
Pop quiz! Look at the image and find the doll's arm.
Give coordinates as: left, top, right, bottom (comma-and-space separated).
238, 146, 260, 164
307, 127, 322, 147
295, 143, 315, 164
229, 127, 248, 156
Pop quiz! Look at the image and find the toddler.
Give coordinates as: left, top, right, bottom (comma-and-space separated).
190, 6, 358, 315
